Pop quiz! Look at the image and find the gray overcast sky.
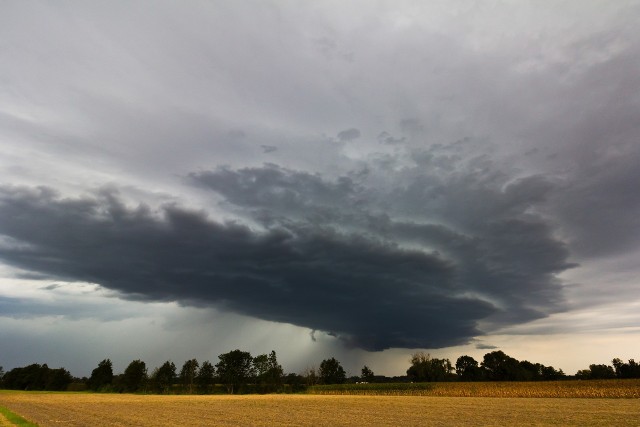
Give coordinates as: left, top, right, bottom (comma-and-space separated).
1, 0, 640, 377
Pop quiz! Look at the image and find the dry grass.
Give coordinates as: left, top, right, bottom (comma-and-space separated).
1, 392, 640, 426
0, 413, 15, 427
0, 404, 38, 427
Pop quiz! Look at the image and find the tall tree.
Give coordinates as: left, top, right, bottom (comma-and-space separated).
253, 354, 269, 382
407, 352, 453, 382
216, 349, 255, 394
361, 365, 374, 382
266, 351, 284, 391
196, 361, 215, 394
319, 357, 346, 385
180, 359, 199, 394
612, 358, 640, 379
588, 364, 616, 379
152, 361, 177, 393
302, 366, 318, 386
122, 360, 147, 392
284, 372, 306, 392
481, 351, 523, 381
253, 351, 283, 392
88, 359, 113, 391
540, 365, 565, 380
46, 368, 73, 391
455, 355, 483, 381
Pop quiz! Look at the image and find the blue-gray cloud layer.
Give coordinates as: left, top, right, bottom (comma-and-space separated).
0, 141, 584, 350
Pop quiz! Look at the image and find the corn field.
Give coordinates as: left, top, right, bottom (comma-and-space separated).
307, 379, 640, 398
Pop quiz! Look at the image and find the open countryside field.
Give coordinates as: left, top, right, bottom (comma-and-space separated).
1, 392, 640, 427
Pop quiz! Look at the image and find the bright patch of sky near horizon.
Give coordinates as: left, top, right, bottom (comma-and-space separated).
1, 0, 639, 377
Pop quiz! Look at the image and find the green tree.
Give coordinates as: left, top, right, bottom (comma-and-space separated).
122, 360, 147, 392
88, 359, 113, 391
216, 349, 255, 394
302, 366, 318, 386
575, 363, 615, 380
266, 351, 284, 391
253, 354, 269, 381
361, 365, 374, 382
196, 360, 215, 394
46, 368, 73, 391
284, 372, 306, 392
407, 352, 453, 382
575, 369, 592, 379
180, 359, 199, 394
612, 358, 625, 378
612, 358, 640, 379
517, 360, 539, 381
517, 360, 565, 381
588, 364, 615, 379
2, 364, 46, 390
254, 351, 283, 392
481, 351, 524, 381
541, 365, 565, 380
2, 364, 71, 391
319, 357, 346, 385
455, 355, 483, 381
152, 361, 177, 393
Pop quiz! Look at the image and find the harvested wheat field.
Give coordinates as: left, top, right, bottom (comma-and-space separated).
1, 392, 640, 427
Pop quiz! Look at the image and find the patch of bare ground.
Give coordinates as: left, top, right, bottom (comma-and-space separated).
1, 393, 639, 426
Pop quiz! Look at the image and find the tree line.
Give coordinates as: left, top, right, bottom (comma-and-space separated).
1, 350, 639, 393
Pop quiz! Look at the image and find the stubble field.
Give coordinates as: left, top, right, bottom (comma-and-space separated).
1, 392, 640, 427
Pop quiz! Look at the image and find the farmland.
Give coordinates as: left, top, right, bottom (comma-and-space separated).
1, 390, 640, 426
307, 379, 640, 398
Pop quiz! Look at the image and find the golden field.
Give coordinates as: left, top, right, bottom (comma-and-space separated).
1, 391, 640, 427
308, 379, 640, 398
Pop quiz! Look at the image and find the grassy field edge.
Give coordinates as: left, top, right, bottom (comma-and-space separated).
0, 405, 39, 426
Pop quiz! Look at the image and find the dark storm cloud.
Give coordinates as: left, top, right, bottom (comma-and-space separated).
188, 164, 362, 225
188, 151, 575, 330
0, 185, 494, 350
3, 122, 619, 351
183, 109, 640, 340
